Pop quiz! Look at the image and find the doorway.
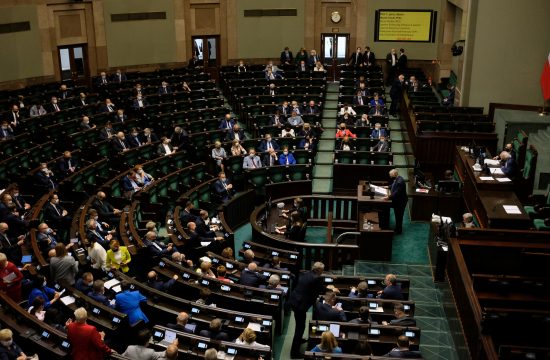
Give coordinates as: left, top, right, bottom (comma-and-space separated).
321, 34, 350, 81
58, 44, 89, 85
192, 36, 220, 81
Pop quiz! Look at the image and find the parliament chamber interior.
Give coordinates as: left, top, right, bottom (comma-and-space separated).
0, 0, 549, 359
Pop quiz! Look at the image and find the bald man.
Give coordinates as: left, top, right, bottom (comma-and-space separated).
384, 169, 408, 234
167, 311, 196, 334
239, 262, 267, 287
92, 191, 122, 225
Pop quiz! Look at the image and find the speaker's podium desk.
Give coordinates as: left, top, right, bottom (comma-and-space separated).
356, 181, 394, 261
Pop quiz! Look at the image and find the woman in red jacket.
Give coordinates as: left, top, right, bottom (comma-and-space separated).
66, 307, 111, 360
0, 253, 23, 302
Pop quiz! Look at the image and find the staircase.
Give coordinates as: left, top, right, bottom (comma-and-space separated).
312, 82, 340, 194
344, 260, 469, 360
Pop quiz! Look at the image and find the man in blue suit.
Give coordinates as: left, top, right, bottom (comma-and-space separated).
258, 134, 280, 153
115, 281, 148, 326
500, 151, 517, 177
143, 231, 174, 257
214, 172, 234, 202
370, 123, 388, 139
218, 114, 235, 131
377, 273, 404, 300
279, 148, 296, 165
385, 169, 407, 234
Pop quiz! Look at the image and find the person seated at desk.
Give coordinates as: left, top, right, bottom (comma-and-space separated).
242, 249, 260, 265
310, 331, 343, 354
336, 123, 356, 138
266, 274, 287, 294
493, 143, 515, 160
199, 318, 229, 341
216, 265, 234, 284
356, 114, 370, 127
123, 328, 177, 359
0, 328, 33, 360
147, 270, 178, 293
377, 274, 403, 300
275, 212, 303, 240
196, 258, 216, 278
214, 172, 235, 202
75, 272, 94, 295
239, 262, 267, 287
349, 306, 373, 324
143, 231, 174, 257
315, 291, 347, 321
349, 281, 371, 298
243, 148, 263, 169
462, 213, 476, 228
89, 280, 114, 308
28, 274, 61, 310
371, 123, 388, 139
374, 135, 390, 152
263, 148, 279, 167
382, 303, 416, 327
235, 328, 270, 349
385, 335, 422, 358
167, 311, 196, 334
499, 150, 517, 177
279, 147, 296, 165
337, 135, 354, 151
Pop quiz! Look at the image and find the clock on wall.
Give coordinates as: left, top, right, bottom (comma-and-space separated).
331, 11, 342, 24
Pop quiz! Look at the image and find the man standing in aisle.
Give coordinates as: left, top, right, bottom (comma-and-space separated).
385, 169, 408, 234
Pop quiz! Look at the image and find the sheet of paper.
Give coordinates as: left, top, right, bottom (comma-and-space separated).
441, 216, 453, 224
503, 205, 521, 214
60, 296, 75, 305
200, 241, 211, 247
164, 330, 176, 343
489, 168, 504, 175
247, 322, 262, 332
370, 185, 388, 196
484, 159, 500, 166
104, 279, 120, 290
496, 177, 512, 182
2, 272, 17, 283
329, 323, 340, 338
479, 176, 494, 181
112, 285, 122, 293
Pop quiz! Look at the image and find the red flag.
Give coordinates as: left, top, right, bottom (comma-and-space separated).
541, 52, 550, 100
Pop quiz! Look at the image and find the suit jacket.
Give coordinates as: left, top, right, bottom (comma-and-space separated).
157, 143, 174, 155
214, 179, 234, 200
303, 105, 319, 115
179, 209, 198, 226
385, 349, 422, 358
280, 50, 294, 64
113, 114, 128, 123
353, 95, 368, 106
397, 54, 408, 70
158, 86, 172, 95
43, 202, 66, 226
112, 138, 129, 152
219, 119, 235, 131
226, 129, 246, 142
96, 77, 109, 86
34, 172, 57, 191
170, 131, 189, 149
115, 290, 148, 325
370, 99, 385, 107
315, 301, 347, 321
86, 229, 109, 248
140, 132, 159, 144
348, 52, 363, 66
146, 278, 176, 292
289, 271, 326, 312
262, 154, 278, 167
278, 105, 291, 117
258, 139, 280, 152
374, 140, 389, 152
501, 157, 517, 177
112, 73, 127, 83
390, 316, 417, 327
390, 79, 404, 99
195, 218, 215, 238
99, 128, 115, 140
143, 239, 171, 257
269, 115, 286, 126
123, 345, 164, 360
0, 127, 14, 139
279, 153, 296, 165
58, 157, 77, 177
386, 52, 398, 67
59, 90, 72, 100
239, 268, 267, 287
0, 233, 22, 264
307, 55, 319, 67
99, 104, 116, 113
67, 322, 111, 360
89, 291, 113, 307
132, 99, 150, 110
166, 322, 195, 334
243, 155, 262, 169
370, 128, 388, 139
390, 176, 408, 209
198, 329, 228, 341
92, 198, 116, 220
126, 135, 143, 148
363, 51, 376, 66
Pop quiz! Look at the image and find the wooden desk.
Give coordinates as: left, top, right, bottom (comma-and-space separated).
409, 184, 462, 222
455, 147, 530, 229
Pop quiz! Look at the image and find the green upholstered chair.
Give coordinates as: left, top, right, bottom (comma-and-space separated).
247, 168, 269, 188
525, 184, 550, 219
336, 151, 355, 164
268, 165, 286, 183
533, 218, 550, 231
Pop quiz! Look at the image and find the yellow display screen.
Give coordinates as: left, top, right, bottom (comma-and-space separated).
375, 10, 435, 42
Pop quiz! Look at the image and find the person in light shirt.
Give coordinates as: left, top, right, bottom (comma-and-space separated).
157, 137, 174, 155
340, 104, 357, 116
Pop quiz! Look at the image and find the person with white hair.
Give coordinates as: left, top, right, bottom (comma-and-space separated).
66, 307, 112, 359
204, 348, 218, 360
0, 328, 30, 359
384, 169, 408, 234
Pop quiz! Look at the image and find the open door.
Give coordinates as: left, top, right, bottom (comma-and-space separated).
192, 36, 220, 81
58, 44, 89, 85
321, 34, 350, 81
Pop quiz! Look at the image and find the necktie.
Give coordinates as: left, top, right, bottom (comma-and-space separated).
2, 234, 11, 247
108, 105, 113, 112
152, 242, 162, 251
2, 129, 6, 137
267, 142, 272, 150
103, 79, 107, 84
252, 158, 256, 168
356, 53, 359, 63
226, 121, 231, 129
54, 104, 59, 112
271, 90, 274, 96
359, 97, 363, 105
286, 156, 289, 165
54, 204, 61, 216
136, 137, 141, 146
94, 231, 104, 243
121, 140, 126, 149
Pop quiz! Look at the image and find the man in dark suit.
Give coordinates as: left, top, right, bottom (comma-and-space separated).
262, 148, 278, 167
289, 262, 327, 358
59, 84, 72, 100
99, 122, 115, 141
85, 218, 112, 248
218, 114, 235, 132
46, 97, 62, 113
384, 335, 422, 358
170, 126, 189, 151
185, 222, 224, 258
146, 270, 177, 292
383, 303, 417, 327
363, 46, 376, 68
92, 191, 122, 225
270, 111, 286, 127
188, 55, 202, 68
397, 48, 408, 72
195, 210, 216, 238
386, 48, 398, 86
58, 151, 78, 178
140, 128, 159, 144
179, 202, 198, 226
280, 47, 294, 65
112, 69, 127, 83
75, 92, 89, 107
348, 47, 363, 68
126, 128, 143, 148
157, 137, 175, 155
377, 273, 403, 300
303, 100, 319, 115
96, 71, 109, 86
278, 101, 291, 118
143, 231, 174, 257
7, 105, 21, 130
258, 134, 280, 153
389, 74, 405, 116
214, 172, 234, 202
500, 151, 517, 178
112, 132, 130, 152
34, 163, 57, 192
0, 121, 14, 140
370, 123, 388, 139
132, 95, 149, 111
80, 116, 96, 131
158, 81, 172, 95
199, 318, 228, 341
239, 262, 267, 287
226, 124, 246, 142
166, 312, 196, 334
297, 60, 308, 73
121, 171, 141, 199
89, 280, 114, 308
113, 109, 127, 123
307, 50, 319, 67
315, 291, 347, 321
0, 222, 24, 264
385, 169, 407, 234
43, 193, 72, 230
99, 99, 116, 113
353, 91, 368, 106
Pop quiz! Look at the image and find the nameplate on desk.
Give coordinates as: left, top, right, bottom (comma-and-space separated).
496, 177, 511, 182
503, 205, 521, 214
479, 176, 494, 181
489, 168, 504, 175
415, 188, 429, 193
